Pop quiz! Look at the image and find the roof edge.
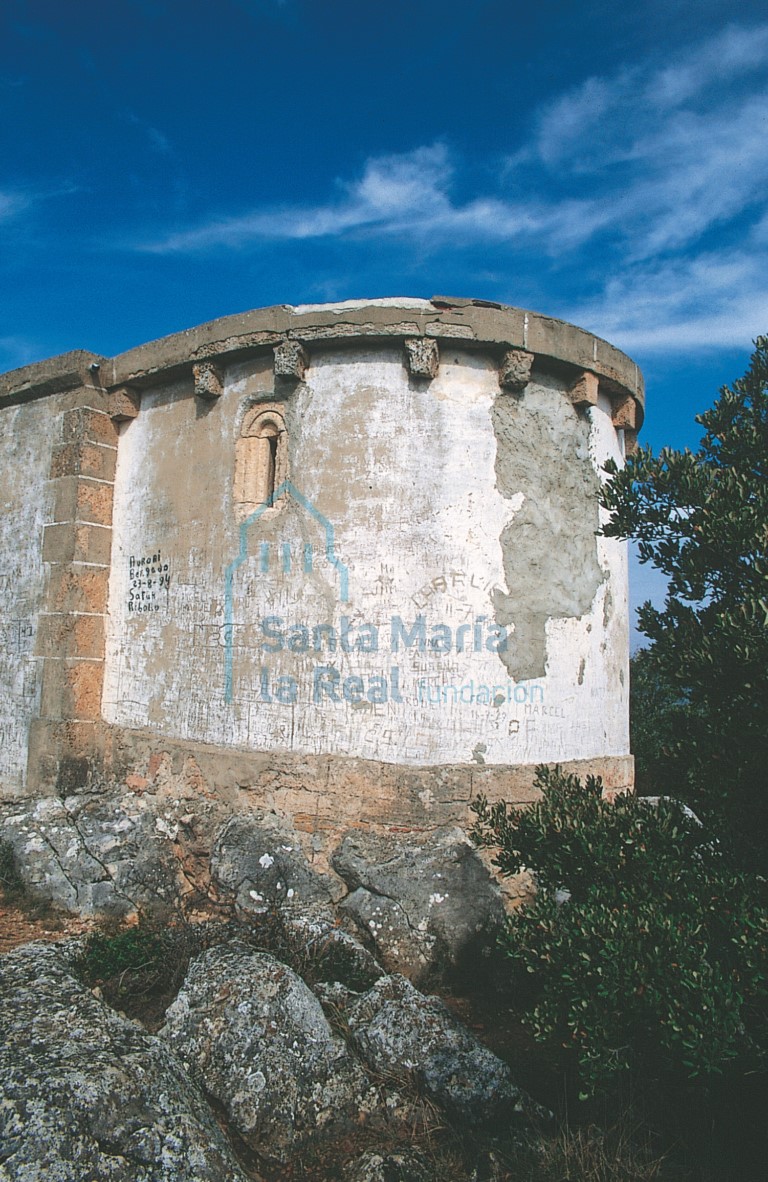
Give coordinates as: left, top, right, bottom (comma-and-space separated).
0, 299, 645, 423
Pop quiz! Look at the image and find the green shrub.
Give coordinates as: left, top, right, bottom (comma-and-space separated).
77, 921, 167, 982
471, 766, 768, 1099
74, 916, 209, 1025
599, 339, 768, 870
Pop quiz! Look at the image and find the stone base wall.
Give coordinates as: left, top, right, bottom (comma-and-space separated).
26, 717, 633, 856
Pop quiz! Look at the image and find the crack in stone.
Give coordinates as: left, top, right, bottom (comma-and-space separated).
34, 828, 87, 905
59, 802, 140, 912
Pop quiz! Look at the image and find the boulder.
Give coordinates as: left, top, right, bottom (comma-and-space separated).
159, 942, 379, 1162
211, 812, 336, 915
333, 827, 505, 985
0, 792, 200, 916
0, 941, 248, 1181
342, 1148, 431, 1182
342, 973, 543, 1127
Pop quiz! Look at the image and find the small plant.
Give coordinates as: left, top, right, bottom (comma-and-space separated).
77, 921, 167, 982
471, 766, 768, 1100
505, 1117, 672, 1182
75, 914, 211, 1026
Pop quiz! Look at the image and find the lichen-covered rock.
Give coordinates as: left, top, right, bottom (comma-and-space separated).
343, 973, 542, 1127
283, 909, 384, 991
0, 941, 249, 1181
211, 812, 336, 915
342, 1147, 431, 1182
159, 943, 378, 1162
0, 793, 194, 916
333, 827, 505, 985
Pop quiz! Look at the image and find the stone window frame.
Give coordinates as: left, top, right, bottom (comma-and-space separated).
234, 404, 288, 518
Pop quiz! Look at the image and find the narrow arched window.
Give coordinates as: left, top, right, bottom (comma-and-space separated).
234, 407, 287, 516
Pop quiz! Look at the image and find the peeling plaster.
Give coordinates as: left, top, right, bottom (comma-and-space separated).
491, 377, 605, 680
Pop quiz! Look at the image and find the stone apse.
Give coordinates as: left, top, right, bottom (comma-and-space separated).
0, 297, 643, 842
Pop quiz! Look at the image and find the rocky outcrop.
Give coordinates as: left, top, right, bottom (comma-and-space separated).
333, 826, 506, 985
0, 919, 548, 1179
210, 811, 336, 914
0, 794, 180, 917
159, 942, 379, 1163
1, 798, 509, 996
0, 941, 249, 1181
342, 1148, 431, 1182
339, 973, 539, 1126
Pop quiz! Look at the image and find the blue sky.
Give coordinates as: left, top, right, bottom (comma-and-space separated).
2, 0, 766, 638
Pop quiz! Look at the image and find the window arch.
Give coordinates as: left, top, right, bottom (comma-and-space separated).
234, 406, 288, 516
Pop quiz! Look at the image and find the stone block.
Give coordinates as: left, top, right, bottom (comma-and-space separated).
612, 392, 637, 430
60, 406, 118, 447
52, 476, 114, 527
273, 340, 309, 380
192, 362, 224, 400
43, 522, 112, 566
39, 657, 105, 721
108, 385, 141, 421
568, 370, 600, 408
25, 719, 103, 788
47, 564, 110, 615
50, 441, 117, 482
35, 612, 105, 660
498, 348, 534, 393
404, 337, 439, 379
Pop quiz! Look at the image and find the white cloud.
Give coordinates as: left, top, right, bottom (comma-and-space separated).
143, 144, 539, 251
0, 182, 78, 228
145, 22, 768, 260
525, 24, 768, 259
0, 191, 31, 222
652, 22, 768, 108
566, 246, 768, 352
137, 23, 768, 352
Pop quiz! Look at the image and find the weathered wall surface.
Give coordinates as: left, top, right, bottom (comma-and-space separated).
0, 299, 641, 836
0, 400, 53, 792
101, 346, 628, 768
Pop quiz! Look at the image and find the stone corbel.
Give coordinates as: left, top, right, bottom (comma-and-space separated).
404, 337, 439, 379
568, 370, 600, 408
108, 385, 141, 422
498, 348, 534, 393
193, 361, 224, 400
274, 340, 309, 380
611, 392, 637, 430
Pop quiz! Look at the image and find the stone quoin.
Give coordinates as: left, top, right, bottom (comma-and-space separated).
0, 297, 643, 843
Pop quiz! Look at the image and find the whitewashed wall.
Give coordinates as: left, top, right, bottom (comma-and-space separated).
102, 346, 628, 767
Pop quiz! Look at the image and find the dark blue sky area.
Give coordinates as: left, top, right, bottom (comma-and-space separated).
2, 0, 766, 465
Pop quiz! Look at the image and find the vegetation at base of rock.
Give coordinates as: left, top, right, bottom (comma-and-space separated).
504, 1119, 671, 1182
74, 907, 381, 1027
75, 914, 207, 1024
0, 837, 25, 898
271, 1115, 674, 1182
470, 766, 768, 1101
600, 337, 768, 869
